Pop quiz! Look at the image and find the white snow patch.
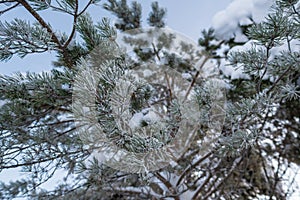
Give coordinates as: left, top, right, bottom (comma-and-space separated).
212, 0, 274, 40
143, 69, 153, 77
0, 100, 6, 107
129, 112, 144, 130
61, 83, 71, 90
270, 39, 300, 59
143, 109, 160, 124
216, 43, 230, 58
234, 29, 249, 43
182, 72, 192, 80
129, 108, 160, 130
220, 40, 258, 80
220, 60, 249, 80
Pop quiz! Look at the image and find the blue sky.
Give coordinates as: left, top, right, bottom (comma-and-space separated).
0, 0, 232, 75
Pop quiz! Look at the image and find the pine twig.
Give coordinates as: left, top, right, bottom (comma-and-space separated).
17, 0, 62, 48
17, 0, 75, 68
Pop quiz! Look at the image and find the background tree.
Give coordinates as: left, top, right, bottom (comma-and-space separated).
0, 0, 299, 199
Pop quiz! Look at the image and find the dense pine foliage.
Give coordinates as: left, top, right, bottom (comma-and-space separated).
0, 0, 299, 199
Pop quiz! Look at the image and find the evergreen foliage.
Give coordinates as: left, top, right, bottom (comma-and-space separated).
0, 0, 299, 199
103, 0, 142, 31
148, 1, 166, 28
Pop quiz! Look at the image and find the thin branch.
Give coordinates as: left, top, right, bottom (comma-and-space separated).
286, 36, 292, 53
0, 0, 16, 4
164, 72, 173, 100
256, 141, 273, 195
17, 0, 62, 48
292, 5, 300, 18
28, 119, 74, 129
184, 56, 209, 101
49, 5, 74, 15
257, 46, 270, 92
0, 2, 19, 15
191, 172, 212, 200
16, 0, 74, 68
78, 0, 94, 16
176, 151, 212, 186
63, 0, 78, 48
201, 157, 243, 200
285, 167, 300, 198
152, 42, 161, 60
154, 172, 179, 200
1, 150, 82, 169
267, 63, 293, 94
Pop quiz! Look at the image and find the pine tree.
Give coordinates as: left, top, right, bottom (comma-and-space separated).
0, 0, 299, 199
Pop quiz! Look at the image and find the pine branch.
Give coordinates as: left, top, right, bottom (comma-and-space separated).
103, 0, 141, 31
147, 1, 166, 28
17, 0, 62, 48
1, 149, 83, 169
267, 63, 294, 94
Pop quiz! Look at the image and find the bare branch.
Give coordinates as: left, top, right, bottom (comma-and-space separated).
184, 56, 209, 101
0, 2, 19, 15
154, 172, 179, 200
63, 0, 78, 48
201, 157, 243, 200
176, 151, 212, 186
78, 0, 94, 16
